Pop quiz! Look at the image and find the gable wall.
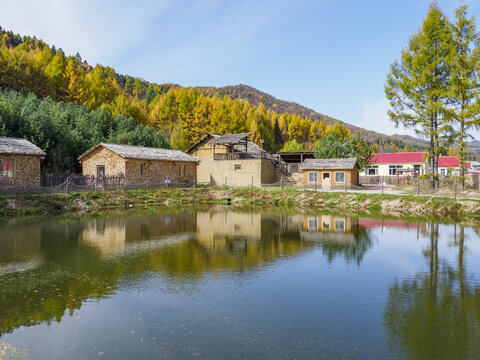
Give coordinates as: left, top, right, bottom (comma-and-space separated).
0, 154, 41, 187
81, 147, 125, 177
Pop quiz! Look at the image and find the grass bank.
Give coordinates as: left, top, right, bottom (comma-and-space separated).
1, 187, 480, 223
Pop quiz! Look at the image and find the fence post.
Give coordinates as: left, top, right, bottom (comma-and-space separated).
454, 179, 457, 201
381, 176, 384, 195
281, 177, 283, 188
416, 178, 419, 196
66, 175, 70, 193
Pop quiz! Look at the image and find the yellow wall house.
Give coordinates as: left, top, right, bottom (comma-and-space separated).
299, 158, 359, 189
0, 136, 46, 187
78, 143, 199, 186
186, 133, 278, 187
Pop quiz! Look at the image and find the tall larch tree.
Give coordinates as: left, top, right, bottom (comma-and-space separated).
385, 3, 452, 188
448, 4, 480, 188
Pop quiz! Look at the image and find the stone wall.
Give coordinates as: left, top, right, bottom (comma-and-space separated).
0, 154, 41, 187
81, 147, 125, 177
125, 158, 197, 185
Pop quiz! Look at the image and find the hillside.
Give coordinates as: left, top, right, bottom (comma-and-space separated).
199, 84, 431, 148
1, 26, 477, 158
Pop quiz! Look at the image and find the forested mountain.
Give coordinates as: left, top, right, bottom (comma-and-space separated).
200, 84, 435, 150
1, 26, 476, 159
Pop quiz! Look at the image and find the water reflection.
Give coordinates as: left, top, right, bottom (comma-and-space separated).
0, 210, 375, 337
384, 223, 480, 359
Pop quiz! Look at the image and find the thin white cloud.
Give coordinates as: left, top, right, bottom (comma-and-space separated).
358, 97, 416, 137
0, 0, 174, 64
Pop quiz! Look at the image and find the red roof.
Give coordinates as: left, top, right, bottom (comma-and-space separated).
370, 152, 426, 164
359, 218, 427, 231
438, 156, 459, 167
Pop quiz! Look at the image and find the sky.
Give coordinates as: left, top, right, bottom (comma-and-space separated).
1, 0, 480, 139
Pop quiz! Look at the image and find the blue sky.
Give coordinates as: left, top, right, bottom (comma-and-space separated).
2, 0, 480, 139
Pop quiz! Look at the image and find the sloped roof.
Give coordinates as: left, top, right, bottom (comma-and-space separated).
300, 158, 358, 170
78, 143, 198, 162
370, 152, 426, 164
438, 156, 460, 167
0, 136, 46, 155
186, 132, 271, 158
210, 133, 252, 145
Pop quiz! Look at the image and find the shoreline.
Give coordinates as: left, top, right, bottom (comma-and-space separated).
1, 187, 480, 225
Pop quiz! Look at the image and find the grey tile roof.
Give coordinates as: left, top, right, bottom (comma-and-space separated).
210, 133, 252, 145
0, 136, 46, 155
78, 143, 199, 162
299, 158, 358, 170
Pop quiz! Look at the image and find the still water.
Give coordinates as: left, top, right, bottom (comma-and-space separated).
0, 208, 479, 359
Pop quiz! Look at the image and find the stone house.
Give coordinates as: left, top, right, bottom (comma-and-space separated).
299, 158, 359, 188
78, 143, 198, 185
0, 136, 46, 187
186, 133, 283, 187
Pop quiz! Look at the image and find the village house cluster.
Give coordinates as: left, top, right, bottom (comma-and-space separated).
0, 134, 473, 188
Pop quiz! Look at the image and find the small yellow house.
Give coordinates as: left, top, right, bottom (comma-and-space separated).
0, 136, 46, 187
78, 143, 199, 185
299, 158, 359, 188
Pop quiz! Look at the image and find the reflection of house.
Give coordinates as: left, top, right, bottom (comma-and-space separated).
196, 211, 262, 250
186, 133, 280, 187
300, 215, 359, 243
0, 222, 42, 274
0, 136, 46, 187
78, 143, 198, 185
358, 218, 427, 232
80, 214, 197, 256
299, 158, 359, 188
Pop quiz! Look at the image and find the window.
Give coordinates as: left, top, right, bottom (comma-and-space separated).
335, 171, 345, 183
0, 159, 14, 177
97, 165, 105, 178
234, 164, 242, 171
334, 219, 345, 232
308, 217, 318, 230
323, 172, 330, 180
178, 165, 187, 177
414, 165, 421, 175
389, 165, 403, 175
364, 166, 378, 175
308, 171, 318, 183
140, 163, 148, 176
440, 168, 446, 177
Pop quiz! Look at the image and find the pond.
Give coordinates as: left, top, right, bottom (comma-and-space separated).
0, 208, 479, 359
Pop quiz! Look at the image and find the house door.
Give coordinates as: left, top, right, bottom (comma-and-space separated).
97, 166, 105, 184
322, 172, 331, 188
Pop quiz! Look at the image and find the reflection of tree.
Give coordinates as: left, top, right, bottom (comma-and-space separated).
384, 223, 480, 359
319, 224, 374, 265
